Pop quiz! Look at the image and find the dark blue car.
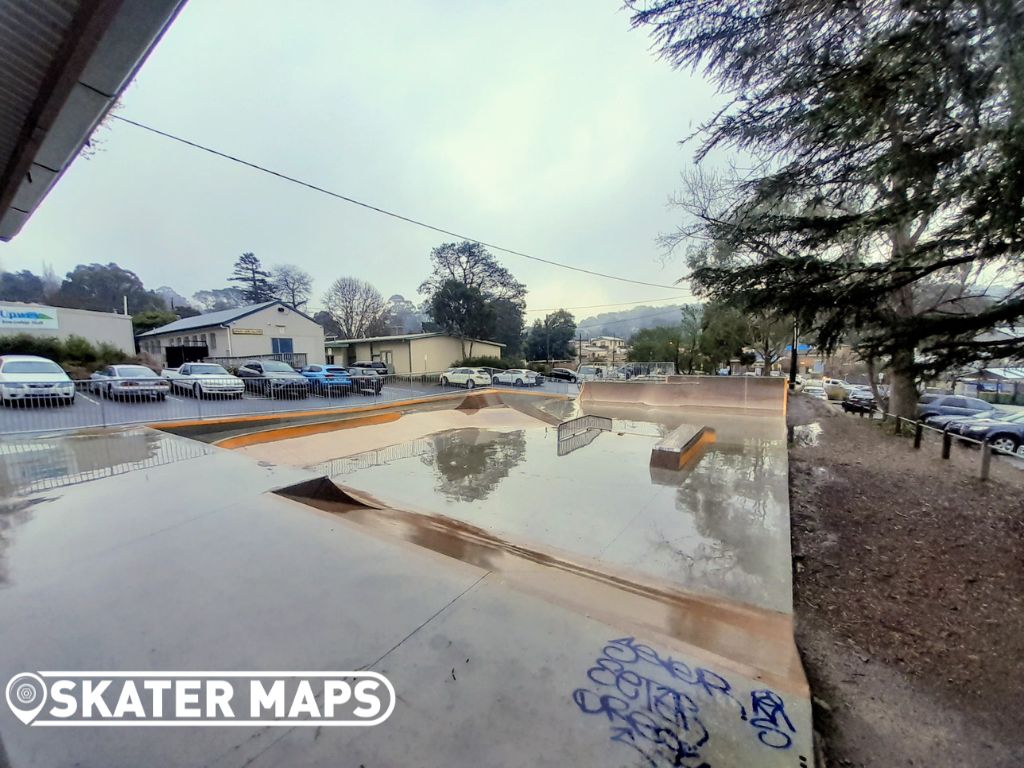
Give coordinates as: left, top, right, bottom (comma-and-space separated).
953, 411, 1024, 457
300, 364, 353, 395
917, 394, 995, 424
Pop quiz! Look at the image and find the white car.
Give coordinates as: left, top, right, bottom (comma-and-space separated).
90, 364, 171, 401
161, 362, 245, 398
802, 386, 828, 400
491, 368, 538, 387
0, 355, 75, 406
440, 367, 492, 389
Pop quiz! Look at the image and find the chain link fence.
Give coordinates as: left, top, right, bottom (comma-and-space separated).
0, 372, 580, 436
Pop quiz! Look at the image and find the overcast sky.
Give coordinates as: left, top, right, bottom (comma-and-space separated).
0, 1, 718, 319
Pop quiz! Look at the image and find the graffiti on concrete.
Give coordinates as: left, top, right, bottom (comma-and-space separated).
572, 637, 795, 766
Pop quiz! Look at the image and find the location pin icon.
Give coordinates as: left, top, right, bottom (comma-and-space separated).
6, 673, 47, 725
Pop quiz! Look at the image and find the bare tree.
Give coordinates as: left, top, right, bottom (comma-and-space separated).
322, 277, 389, 339
272, 264, 313, 310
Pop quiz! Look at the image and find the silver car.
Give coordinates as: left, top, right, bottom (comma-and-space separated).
90, 364, 171, 401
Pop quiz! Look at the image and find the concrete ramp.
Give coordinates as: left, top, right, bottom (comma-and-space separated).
580, 375, 787, 414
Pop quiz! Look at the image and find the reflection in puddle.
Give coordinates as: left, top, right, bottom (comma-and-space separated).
789, 423, 822, 447
327, 425, 792, 612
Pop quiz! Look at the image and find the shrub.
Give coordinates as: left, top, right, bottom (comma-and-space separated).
0, 333, 64, 360
453, 356, 525, 369
0, 333, 135, 376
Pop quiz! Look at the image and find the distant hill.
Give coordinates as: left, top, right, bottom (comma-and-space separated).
577, 304, 684, 339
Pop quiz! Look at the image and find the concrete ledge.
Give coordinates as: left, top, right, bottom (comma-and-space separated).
650, 423, 716, 470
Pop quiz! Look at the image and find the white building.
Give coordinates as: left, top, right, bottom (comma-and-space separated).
0, 302, 135, 353
138, 301, 326, 367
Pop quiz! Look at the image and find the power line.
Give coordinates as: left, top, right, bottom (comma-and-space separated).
111, 115, 690, 292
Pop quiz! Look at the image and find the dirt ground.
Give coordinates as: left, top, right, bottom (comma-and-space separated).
787, 395, 1024, 767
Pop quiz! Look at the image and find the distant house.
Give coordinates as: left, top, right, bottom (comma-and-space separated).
574, 336, 631, 364
138, 300, 325, 368
325, 332, 504, 373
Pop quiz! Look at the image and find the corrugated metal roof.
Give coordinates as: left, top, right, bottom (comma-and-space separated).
137, 301, 282, 337
0, 0, 186, 240
983, 367, 1024, 380
0, 0, 79, 169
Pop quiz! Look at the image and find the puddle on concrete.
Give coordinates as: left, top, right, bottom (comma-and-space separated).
316, 424, 792, 612
789, 422, 823, 447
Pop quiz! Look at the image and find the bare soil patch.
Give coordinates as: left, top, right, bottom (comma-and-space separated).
788, 395, 1024, 767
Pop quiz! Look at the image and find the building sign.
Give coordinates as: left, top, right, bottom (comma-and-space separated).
231, 328, 263, 335
0, 306, 58, 330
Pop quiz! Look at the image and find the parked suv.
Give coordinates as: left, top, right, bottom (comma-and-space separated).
347, 366, 384, 395
916, 394, 995, 424
352, 361, 390, 373
440, 368, 492, 389
236, 360, 310, 398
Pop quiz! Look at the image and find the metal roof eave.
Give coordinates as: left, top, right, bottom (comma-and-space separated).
0, 0, 187, 241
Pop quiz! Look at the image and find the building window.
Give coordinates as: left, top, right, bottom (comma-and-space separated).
209, 332, 216, 351
272, 337, 294, 355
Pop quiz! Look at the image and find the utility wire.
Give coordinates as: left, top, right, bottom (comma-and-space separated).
112, 115, 690, 292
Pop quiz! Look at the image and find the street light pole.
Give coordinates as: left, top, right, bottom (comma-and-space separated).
789, 320, 799, 388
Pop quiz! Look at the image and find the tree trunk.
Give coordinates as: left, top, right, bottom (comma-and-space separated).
887, 346, 919, 419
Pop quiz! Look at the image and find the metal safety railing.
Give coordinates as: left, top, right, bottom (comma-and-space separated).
0, 372, 580, 436
834, 401, 1024, 479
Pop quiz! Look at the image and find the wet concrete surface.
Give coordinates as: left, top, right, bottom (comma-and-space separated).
323, 421, 792, 613
0, 385, 810, 766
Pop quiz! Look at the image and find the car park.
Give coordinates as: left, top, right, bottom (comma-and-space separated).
0, 355, 75, 406
440, 367, 492, 389
162, 363, 245, 398
347, 366, 385, 394
491, 368, 538, 387
236, 360, 310, 398
90, 364, 170, 401
916, 394, 996, 424
300, 364, 353, 395
547, 368, 578, 383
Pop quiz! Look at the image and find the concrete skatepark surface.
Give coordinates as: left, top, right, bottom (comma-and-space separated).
0, 378, 811, 767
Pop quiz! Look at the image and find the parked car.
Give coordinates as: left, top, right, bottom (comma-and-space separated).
162, 363, 245, 398
954, 413, 1024, 456
947, 410, 1023, 436
90, 364, 170, 401
352, 361, 390, 374
300, 364, 353, 395
440, 367, 492, 389
802, 385, 828, 400
491, 368, 538, 387
917, 394, 996, 424
236, 360, 310, 398
0, 355, 75, 406
547, 367, 578, 383
347, 366, 384, 395
841, 389, 877, 413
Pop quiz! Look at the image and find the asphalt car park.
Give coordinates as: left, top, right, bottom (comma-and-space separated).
0, 378, 577, 434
